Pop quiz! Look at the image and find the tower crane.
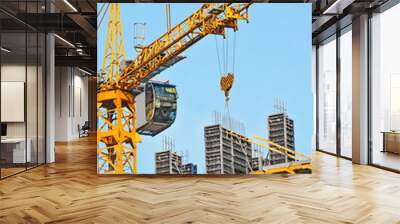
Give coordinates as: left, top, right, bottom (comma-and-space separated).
97, 3, 252, 174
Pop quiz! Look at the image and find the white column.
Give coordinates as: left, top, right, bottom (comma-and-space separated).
45, 0, 55, 163
46, 32, 55, 163
352, 14, 369, 164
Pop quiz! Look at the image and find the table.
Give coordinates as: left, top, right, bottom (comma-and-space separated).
1, 138, 31, 164
382, 131, 400, 154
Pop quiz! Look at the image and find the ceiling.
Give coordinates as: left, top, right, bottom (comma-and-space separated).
310, 0, 392, 44
0, 0, 96, 74
1, 0, 396, 73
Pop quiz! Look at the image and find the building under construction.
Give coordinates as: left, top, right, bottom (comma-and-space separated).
267, 112, 295, 165
181, 163, 197, 175
251, 157, 263, 171
155, 150, 182, 174
204, 124, 252, 174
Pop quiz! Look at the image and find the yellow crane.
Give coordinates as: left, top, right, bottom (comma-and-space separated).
97, 3, 252, 174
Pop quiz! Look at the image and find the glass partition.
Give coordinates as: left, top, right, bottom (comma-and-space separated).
371, 3, 400, 171
317, 35, 337, 154
339, 27, 352, 158
0, 31, 28, 177
0, 0, 46, 179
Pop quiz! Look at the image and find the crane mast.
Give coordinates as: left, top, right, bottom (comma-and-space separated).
98, 3, 252, 174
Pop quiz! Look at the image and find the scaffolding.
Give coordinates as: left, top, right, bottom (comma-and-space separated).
204, 124, 252, 174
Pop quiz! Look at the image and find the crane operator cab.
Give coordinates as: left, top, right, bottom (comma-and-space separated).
135, 81, 178, 136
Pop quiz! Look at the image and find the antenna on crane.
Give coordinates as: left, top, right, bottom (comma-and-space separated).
166, 4, 171, 32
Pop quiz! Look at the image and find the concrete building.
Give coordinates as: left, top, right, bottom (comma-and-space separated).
155, 150, 182, 174
268, 112, 295, 165
204, 124, 252, 174
181, 163, 197, 175
251, 157, 263, 171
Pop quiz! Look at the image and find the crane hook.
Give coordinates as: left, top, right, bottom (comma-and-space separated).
220, 73, 234, 102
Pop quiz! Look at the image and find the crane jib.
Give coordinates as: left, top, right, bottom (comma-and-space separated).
117, 3, 252, 89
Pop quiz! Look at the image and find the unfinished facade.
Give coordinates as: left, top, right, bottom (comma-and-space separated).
155, 150, 182, 174
204, 124, 252, 174
181, 163, 197, 174
267, 112, 295, 165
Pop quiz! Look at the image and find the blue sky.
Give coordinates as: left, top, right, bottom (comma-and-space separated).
97, 3, 312, 174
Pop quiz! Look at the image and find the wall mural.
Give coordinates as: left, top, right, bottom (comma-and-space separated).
96, 3, 313, 175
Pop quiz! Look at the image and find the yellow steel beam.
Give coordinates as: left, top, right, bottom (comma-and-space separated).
97, 89, 141, 174
253, 135, 310, 160
250, 163, 312, 175
225, 129, 303, 161
100, 3, 126, 88
224, 129, 312, 174
98, 3, 252, 91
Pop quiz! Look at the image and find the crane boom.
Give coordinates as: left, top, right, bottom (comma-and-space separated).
98, 3, 251, 91
98, 3, 252, 174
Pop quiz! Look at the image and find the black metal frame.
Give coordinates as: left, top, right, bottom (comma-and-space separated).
336, 26, 341, 158
0, 0, 47, 180
0, 19, 2, 179
367, 11, 373, 166
315, 32, 342, 157
315, 44, 319, 151
367, 4, 400, 173
315, 0, 400, 172
315, 21, 354, 162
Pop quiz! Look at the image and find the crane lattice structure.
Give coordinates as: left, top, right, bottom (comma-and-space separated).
97, 3, 252, 174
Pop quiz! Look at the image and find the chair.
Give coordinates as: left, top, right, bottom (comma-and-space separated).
79, 121, 90, 138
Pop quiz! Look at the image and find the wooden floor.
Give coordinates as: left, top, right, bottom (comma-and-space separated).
0, 136, 400, 224
373, 150, 400, 171
0, 167, 26, 178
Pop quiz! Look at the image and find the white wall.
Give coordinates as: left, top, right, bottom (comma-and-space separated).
72, 72, 89, 138
54, 67, 89, 141
1, 63, 46, 164
1, 65, 32, 138
1, 65, 25, 139
55, 66, 69, 141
